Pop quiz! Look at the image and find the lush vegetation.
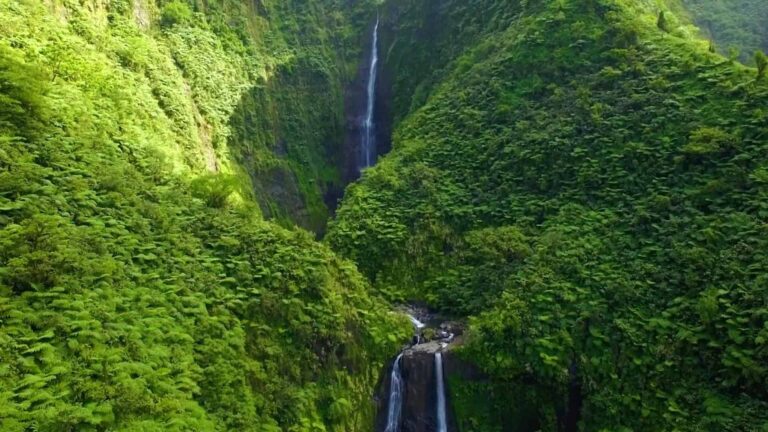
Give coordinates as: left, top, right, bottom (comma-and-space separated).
4, 0, 768, 430
0, 0, 372, 233
329, 0, 768, 430
0, 0, 412, 430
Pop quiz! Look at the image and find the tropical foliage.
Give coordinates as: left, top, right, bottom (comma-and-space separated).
3, 0, 768, 430
329, 0, 768, 429
0, 0, 410, 430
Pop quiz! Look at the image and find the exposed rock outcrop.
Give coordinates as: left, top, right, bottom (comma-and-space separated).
400, 347, 439, 432
376, 342, 464, 432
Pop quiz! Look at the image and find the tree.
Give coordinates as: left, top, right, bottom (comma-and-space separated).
160, 0, 193, 28
755, 51, 767, 80
708, 39, 716, 53
657, 11, 669, 33
190, 173, 240, 208
0, 43, 48, 135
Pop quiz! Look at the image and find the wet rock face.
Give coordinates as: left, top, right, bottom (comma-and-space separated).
401, 349, 438, 432
342, 18, 393, 184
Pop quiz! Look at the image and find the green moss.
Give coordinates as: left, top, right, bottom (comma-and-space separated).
447, 374, 545, 432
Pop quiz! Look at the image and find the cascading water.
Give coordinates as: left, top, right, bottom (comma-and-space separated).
379, 309, 454, 432
360, 17, 380, 170
435, 352, 448, 432
408, 314, 426, 329
384, 353, 405, 432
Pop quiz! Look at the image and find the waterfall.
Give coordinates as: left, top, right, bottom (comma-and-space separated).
378, 310, 454, 432
360, 17, 380, 170
384, 353, 404, 432
435, 352, 447, 432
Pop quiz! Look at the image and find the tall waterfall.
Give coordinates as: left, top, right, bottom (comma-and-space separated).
435, 352, 447, 432
360, 17, 380, 170
384, 353, 404, 432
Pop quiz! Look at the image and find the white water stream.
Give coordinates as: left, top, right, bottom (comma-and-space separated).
435, 352, 448, 432
360, 17, 379, 170
384, 353, 404, 432
408, 313, 426, 329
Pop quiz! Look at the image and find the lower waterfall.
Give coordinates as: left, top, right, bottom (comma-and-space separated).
384, 353, 405, 432
435, 352, 447, 432
378, 309, 456, 432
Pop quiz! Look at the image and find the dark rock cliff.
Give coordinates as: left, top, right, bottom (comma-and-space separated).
401, 349, 439, 432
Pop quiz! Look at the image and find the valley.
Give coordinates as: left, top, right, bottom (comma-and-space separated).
1, 0, 767, 431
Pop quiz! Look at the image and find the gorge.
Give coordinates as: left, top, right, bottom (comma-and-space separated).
1, 0, 768, 431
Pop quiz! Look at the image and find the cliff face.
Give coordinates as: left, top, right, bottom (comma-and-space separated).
14, 0, 376, 233
400, 348, 441, 432
224, 0, 372, 232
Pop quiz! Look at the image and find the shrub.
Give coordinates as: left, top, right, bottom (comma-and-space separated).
756, 51, 767, 80
190, 173, 239, 208
160, 1, 192, 28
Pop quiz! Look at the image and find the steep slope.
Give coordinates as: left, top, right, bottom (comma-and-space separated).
0, 0, 373, 233
0, 0, 411, 430
329, 0, 768, 430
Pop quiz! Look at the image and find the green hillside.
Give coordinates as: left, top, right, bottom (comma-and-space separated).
328, 0, 768, 429
3, 0, 768, 430
0, 0, 411, 430
0, 0, 372, 233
